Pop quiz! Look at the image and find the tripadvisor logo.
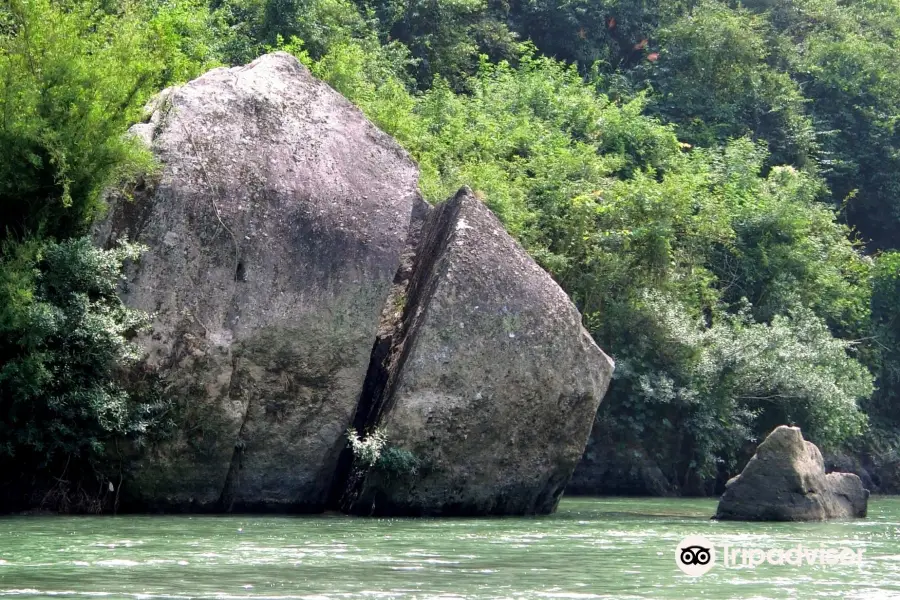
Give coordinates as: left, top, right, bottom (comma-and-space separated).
676, 536, 716, 576
675, 535, 865, 576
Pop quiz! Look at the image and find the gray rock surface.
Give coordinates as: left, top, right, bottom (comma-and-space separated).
715, 425, 869, 521
95, 52, 420, 511
340, 189, 615, 516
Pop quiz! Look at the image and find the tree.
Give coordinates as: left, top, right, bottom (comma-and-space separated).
646, 1, 816, 168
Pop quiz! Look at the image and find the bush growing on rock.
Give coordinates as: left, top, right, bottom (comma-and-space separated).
347, 427, 388, 467
346, 429, 421, 480
376, 447, 422, 479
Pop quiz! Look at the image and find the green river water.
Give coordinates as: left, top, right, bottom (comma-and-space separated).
1, 497, 898, 599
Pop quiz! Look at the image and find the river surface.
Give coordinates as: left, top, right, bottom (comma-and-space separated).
1, 497, 898, 599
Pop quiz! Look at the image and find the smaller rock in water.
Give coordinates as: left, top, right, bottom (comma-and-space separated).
715, 425, 868, 521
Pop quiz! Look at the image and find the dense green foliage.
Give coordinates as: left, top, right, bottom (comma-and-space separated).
1, 0, 898, 502
0, 0, 219, 239
316, 0, 899, 251
872, 252, 900, 422
0, 239, 165, 472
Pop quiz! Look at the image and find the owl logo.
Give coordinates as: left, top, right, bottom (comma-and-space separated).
676, 536, 716, 575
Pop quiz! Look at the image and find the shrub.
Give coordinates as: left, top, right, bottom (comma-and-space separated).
346, 427, 387, 467
376, 446, 421, 478
0, 238, 164, 481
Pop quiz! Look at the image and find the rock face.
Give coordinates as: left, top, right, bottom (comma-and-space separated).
715, 426, 869, 521
96, 52, 420, 511
338, 189, 614, 516
567, 421, 675, 497
95, 53, 614, 515
824, 451, 900, 495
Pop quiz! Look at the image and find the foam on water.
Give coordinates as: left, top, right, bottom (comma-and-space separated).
0, 497, 898, 599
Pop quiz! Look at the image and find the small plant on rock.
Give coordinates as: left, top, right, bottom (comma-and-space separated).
376, 446, 421, 479
346, 427, 387, 467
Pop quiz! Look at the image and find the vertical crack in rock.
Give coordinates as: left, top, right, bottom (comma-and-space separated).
333, 187, 614, 516
218, 352, 249, 512
328, 193, 464, 511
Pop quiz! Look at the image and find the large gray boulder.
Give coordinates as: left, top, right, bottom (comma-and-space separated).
715, 426, 869, 521
96, 53, 614, 515
338, 189, 615, 516
95, 52, 420, 511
